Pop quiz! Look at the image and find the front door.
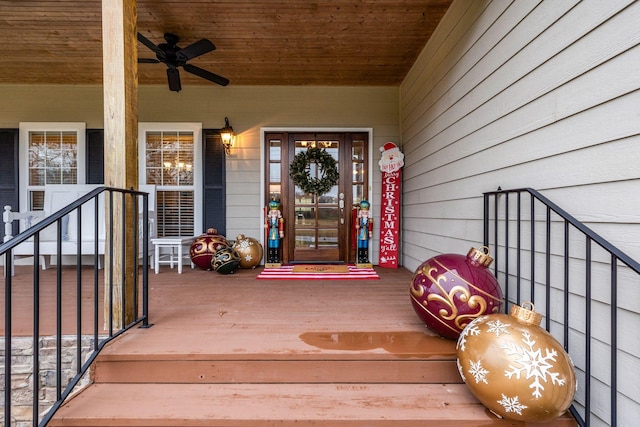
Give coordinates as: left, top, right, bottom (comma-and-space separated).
264, 131, 369, 264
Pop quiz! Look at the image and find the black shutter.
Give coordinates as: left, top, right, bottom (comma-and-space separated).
0, 129, 19, 239
86, 129, 104, 184
203, 130, 226, 236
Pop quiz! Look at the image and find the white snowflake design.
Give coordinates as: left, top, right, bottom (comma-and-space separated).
243, 253, 253, 262
498, 394, 528, 415
456, 319, 482, 351
486, 319, 511, 338
468, 359, 489, 384
501, 331, 566, 398
236, 240, 252, 250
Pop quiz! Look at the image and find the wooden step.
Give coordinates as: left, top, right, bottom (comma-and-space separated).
93, 357, 462, 384
46, 270, 578, 426
48, 383, 579, 427
92, 329, 464, 384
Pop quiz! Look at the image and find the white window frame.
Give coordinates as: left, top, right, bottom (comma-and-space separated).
138, 122, 203, 236
19, 122, 87, 211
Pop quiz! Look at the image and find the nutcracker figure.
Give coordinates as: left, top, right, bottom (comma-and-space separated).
356, 200, 373, 266
265, 200, 284, 266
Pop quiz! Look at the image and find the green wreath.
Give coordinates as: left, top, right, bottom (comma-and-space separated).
289, 147, 339, 196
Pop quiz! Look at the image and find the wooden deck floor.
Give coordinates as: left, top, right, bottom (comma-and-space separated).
3, 263, 578, 426
3, 263, 425, 340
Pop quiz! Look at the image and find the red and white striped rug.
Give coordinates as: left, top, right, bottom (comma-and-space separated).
256, 264, 380, 280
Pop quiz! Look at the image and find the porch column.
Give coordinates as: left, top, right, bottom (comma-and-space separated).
102, 0, 138, 328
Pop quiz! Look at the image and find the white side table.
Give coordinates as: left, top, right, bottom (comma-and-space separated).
150, 236, 195, 274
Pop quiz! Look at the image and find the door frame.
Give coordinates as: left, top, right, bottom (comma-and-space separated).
260, 127, 373, 264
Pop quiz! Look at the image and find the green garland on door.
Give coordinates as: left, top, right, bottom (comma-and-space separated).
289, 147, 339, 196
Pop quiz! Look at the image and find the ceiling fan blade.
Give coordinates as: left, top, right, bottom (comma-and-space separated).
167, 67, 182, 92
138, 58, 160, 63
176, 39, 216, 62
137, 32, 160, 52
183, 64, 229, 86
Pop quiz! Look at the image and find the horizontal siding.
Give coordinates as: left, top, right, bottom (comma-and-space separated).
400, 0, 640, 425
401, 0, 640, 267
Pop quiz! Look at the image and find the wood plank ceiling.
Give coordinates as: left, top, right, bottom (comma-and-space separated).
0, 0, 452, 87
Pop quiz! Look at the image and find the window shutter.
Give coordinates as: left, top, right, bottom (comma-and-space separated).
203, 130, 226, 236
86, 129, 104, 184
0, 129, 19, 238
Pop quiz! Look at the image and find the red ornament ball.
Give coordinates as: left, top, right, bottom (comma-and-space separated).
189, 228, 229, 270
409, 246, 504, 339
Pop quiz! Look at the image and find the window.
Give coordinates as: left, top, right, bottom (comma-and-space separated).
139, 123, 203, 237
19, 123, 86, 210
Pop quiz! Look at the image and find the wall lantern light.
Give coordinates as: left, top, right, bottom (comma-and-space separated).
220, 117, 235, 155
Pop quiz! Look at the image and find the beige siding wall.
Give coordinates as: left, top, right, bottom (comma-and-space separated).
0, 84, 399, 261
400, 0, 640, 425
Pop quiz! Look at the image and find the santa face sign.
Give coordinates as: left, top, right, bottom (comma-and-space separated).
379, 141, 405, 173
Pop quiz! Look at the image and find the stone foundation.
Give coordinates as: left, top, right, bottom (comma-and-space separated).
0, 335, 102, 426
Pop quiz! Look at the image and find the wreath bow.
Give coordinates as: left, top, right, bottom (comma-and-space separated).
289, 147, 339, 196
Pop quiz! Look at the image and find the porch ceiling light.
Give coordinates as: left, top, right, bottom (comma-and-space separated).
220, 117, 234, 155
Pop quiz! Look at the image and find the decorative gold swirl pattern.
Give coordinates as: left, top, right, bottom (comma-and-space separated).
191, 237, 227, 254
409, 262, 437, 298
413, 260, 490, 327
432, 258, 502, 302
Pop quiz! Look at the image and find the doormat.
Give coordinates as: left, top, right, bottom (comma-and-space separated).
256, 264, 379, 280
292, 264, 349, 273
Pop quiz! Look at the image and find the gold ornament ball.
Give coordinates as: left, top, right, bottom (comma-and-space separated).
232, 234, 264, 269
456, 302, 577, 423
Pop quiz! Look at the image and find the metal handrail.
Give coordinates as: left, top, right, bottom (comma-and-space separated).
484, 187, 639, 426
1, 186, 151, 427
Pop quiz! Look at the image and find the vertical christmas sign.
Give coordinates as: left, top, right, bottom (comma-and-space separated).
378, 142, 404, 268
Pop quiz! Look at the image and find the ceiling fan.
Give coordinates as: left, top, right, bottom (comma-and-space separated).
137, 32, 229, 92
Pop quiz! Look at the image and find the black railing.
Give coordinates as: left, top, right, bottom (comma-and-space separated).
1, 187, 151, 427
484, 187, 640, 427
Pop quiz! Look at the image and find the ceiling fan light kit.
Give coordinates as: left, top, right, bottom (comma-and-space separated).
137, 32, 229, 92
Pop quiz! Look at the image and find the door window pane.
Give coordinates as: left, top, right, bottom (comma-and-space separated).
318, 229, 338, 247
351, 138, 366, 205
295, 229, 315, 248
269, 184, 282, 203
353, 184, 364, 203
269, 139, 281, 161
268, 138, 282, 203
317, 207, 339, 227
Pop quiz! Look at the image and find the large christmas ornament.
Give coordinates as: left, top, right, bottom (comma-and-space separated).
409, 246, 503, 339
232, 234, 263, 269
456, 303, 577, 422
189, 228, 229, 270
211, 247, 241, 274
